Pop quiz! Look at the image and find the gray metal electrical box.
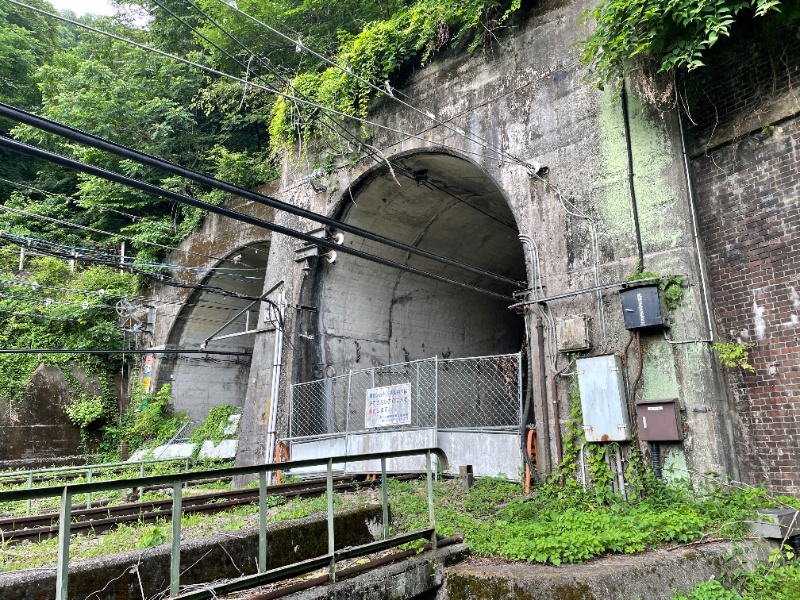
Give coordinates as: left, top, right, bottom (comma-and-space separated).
576, 355, 631, 442
620, 285, 664, 330
636, 398, 683, 441
557, 315, 591, 353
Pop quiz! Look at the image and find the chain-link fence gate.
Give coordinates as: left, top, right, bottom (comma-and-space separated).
286, 353, 523, 479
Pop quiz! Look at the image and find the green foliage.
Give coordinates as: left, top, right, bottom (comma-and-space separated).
137, 525, 167, 549
673, 549, 799, 599
627, 270, 685, 310
580, 0, 794, 89
269, 0, 521, 150
189, 404, 238, 447
390, 474, 779, 568
64, 393, 105, 428
0, 257, 138, 404
713, 341, 756, 371
118, 384, 187, 452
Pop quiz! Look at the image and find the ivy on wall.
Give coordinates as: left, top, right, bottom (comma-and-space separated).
580, 0, 799, 90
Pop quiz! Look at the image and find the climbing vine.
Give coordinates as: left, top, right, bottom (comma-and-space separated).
713, 340, 756, 371
580, 0, 795, 90
627, 270, 685, 310
269, 0, 521, 151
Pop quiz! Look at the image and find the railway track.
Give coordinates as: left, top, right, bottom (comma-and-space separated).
1, 474, 413, 545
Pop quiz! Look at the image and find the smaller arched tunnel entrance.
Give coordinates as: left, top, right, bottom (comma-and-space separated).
157, 243, 269, 423
291, 152, 528, 477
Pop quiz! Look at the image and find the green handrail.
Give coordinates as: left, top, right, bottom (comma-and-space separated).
0, 447, 448, 600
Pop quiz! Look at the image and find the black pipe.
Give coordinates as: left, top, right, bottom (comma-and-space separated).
0, 103, 524, 289
0, 349, 250, 355
0, 136, 513, 302
620, 83, 645, 273
650, 442, 662, 479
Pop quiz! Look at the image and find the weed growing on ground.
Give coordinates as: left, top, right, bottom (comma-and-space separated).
388, 476, 792, 567
673, 548, 800, 599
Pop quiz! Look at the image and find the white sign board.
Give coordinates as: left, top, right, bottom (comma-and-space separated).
365, 383, 412, 428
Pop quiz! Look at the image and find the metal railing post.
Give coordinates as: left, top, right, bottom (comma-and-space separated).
86, 467, 93, 509
415, 363, 420, 427
381, 457, 389, 540
56, 487, 72, 600
258, 471, 267, 572
26, 472, 32, 515
326, 458, 335, 583
140, 461, 146, 477
170, 480, 182, 597
426, 451, 436, 550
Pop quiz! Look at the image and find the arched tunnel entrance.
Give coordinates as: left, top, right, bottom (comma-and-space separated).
291, 151, 528, 476
303, 151, 526, 378
157, 243, 270, 423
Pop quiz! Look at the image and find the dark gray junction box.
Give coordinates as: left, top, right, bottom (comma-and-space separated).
636, 398, 683, 441
620, 285, 665, 330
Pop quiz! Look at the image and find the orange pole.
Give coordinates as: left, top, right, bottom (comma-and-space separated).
524, 429, 538, 494
275, 441, 290, 484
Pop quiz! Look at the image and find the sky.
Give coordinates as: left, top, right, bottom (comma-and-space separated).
48, 0, 117, 16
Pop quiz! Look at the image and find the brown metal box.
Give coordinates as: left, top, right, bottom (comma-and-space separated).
636, 398, 682, 441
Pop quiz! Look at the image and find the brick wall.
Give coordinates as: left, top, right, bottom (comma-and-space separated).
692, 117, 800, 494
684, 18, 800, 143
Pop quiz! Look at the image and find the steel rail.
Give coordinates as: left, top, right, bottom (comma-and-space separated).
3, 475, 408, 544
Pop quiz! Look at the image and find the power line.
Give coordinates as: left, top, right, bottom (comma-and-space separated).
0, 186, 263, 268
7, 233, 266, 282
175, 4, 520, 233
0, 348, 251, 355
0, 102, 523, 289
209, 0, 541, 173
6, 0, 503, 167
0, 135, 515, 301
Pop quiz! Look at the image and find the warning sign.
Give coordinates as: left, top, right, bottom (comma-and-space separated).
365, 383, 412, 428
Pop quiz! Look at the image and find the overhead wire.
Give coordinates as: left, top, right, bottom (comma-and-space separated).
4, 4, 526, 288
208, 0, 541, 172
5, 233, 266, 282
0, 135, 515, 301
178, 1, 522, 233
0, 189, 264, 269
5, 0, 509, 167
0, 103, 524, 291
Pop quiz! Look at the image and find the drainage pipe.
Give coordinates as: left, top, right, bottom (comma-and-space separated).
620, 82, 644, 273
520, 312, 537, 480
265, 289, 285, 481
532, 316, 552, 474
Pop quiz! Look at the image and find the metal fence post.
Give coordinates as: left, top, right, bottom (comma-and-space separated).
170, 480, 182, 597
140, 461, 145, 477
346, 370, 352, 437
26, 472, 32, 515
86, 467, 93, 509
56, 487, 72, 600
426, 451, 436, 550
381, 457, 389, 540
326, 458, 335, 583
259, 471, 267, 572
415, 363, 420, 427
